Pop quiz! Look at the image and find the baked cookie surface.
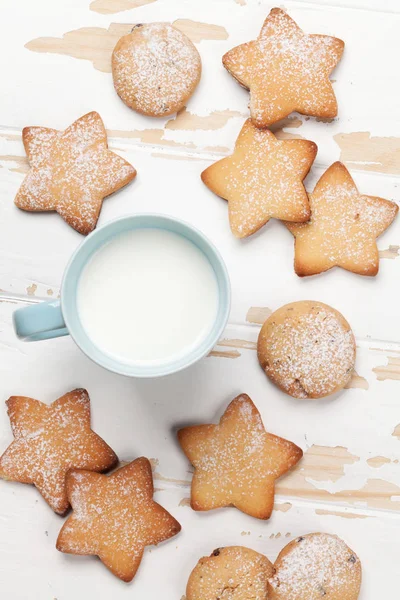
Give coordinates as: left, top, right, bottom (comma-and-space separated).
268, 533, 362, 600
286, 161, 399, 276
223, 8, 344, 128
14, 112, 136, 235
201, 119, 317, 238
0, 389, 117, 514
112, 22, 201, 116
257, 301, 356, 399
187, 546, 275, 600
178, 394, 303, 519
56, 458, 181, 582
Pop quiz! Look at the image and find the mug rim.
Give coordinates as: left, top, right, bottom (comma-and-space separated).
61, 213, 231, 377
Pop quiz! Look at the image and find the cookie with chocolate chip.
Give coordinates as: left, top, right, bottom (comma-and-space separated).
268, 533, 362, 599
187, 546, 275, 600
257, 301, 356, 399
112, 23, 201, 116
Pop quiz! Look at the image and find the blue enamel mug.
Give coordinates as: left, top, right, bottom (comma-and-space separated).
13, 214, 231, 377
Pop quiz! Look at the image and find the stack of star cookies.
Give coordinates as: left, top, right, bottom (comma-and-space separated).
202, 8, 398, 277
0, 390, 181, 583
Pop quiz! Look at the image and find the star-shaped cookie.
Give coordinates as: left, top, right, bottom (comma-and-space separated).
223, 8, 344, 128
286, 161, 399, 276
56, 458, 181, 582
0, 389, 117, 514
15, 111, 136, 235
201, 119, 317, 238
178, 394, 303, 519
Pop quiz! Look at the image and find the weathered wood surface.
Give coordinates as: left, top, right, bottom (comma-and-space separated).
1, 0, 399, 597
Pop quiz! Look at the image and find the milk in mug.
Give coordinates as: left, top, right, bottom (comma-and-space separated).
77, 228, 219, 364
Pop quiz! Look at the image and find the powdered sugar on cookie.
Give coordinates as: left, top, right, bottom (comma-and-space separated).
201, 119, 316, 238
178, 394, 302, 519
223, 8, 344, 127
258, 301, 356, 399
187, 546, 275, 600
0, 389, 117, 514
268, 533, 362, 600
56, 458, 181, 582
112, 23, 201, 116
15, 112, 136, 235
286, 161, 399, 277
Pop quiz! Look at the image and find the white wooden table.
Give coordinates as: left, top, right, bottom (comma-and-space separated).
1, 0, 399, 597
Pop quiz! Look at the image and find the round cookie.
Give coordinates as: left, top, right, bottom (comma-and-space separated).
187, 546, 275, 600
112, 23, 202, 117
268, 533, 362, 600
257, 301, 356, 399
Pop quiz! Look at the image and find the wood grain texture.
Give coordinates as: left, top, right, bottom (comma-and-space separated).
367, 456, 391, 468
25, 19, 228, 74
373, 356, 400, 381
173, 19, 229, 42
379, 245, 400, 259
334, 132, 400, 175
165, 108, 243, 131
2, 1, 400, 597
90, 0, 156, 14
25, 23, 132, 73
315, 509, 370, 519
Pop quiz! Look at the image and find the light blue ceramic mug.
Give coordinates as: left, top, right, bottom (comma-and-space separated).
13, 214, 231, 377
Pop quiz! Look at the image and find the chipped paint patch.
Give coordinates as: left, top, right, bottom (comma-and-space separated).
47, 289, 54, 296
369, 347, 400, 354
354, 479, 400, 510
26, 20, 226, 74
90, 0, 156, 14
379, 245, 400, 259
392, 424, 400, 439
278, 446, 360, 500
292, 445, 360, 483
204, 145, 231, 154
173, 19, 229, 42
152, 470, 190, 487
0, 154, 29, 174
26, 284, 37, 296
345, 371, 369, 390
151, 152, 203, 161
208, 349, 241, 359
166, 107, 243, 131
373, 356, 400, 381
367, 456, 391, 468
273, 502, 292, 512
270, 116, 304, 140
0, 132, 22, 142
179, 497, 191, 507
241, 531, 250, 536
108, 128, 195, 150
315, 509, 370, 519
217, 338, 257, 350
334, 131, 400, 175
26, 23, 132, 73
149, 458, 159, 470
246, 306, 272, 325
278, 477, 400, 511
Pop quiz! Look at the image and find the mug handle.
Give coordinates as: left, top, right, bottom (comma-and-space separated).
13, 300, 69, 341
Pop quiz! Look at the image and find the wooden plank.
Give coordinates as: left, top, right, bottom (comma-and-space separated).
1, 141, 399, 340
0, 300, 399, 505
1, 0, 400, 596
0, 0, 399, 164
0, 299, 399, 597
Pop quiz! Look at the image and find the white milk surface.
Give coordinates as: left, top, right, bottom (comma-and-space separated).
77, 228, 219, 364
